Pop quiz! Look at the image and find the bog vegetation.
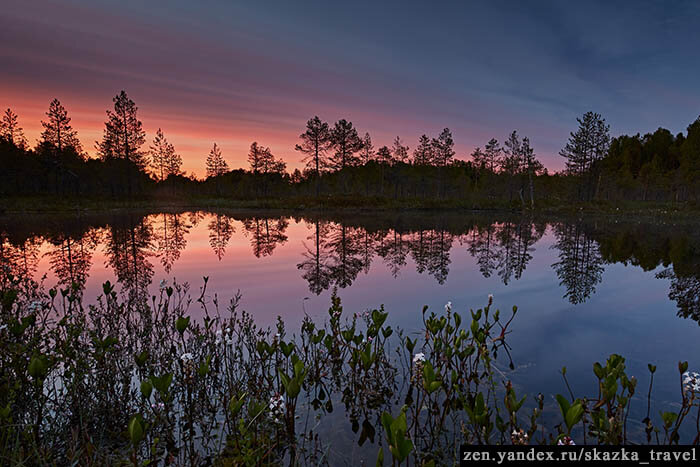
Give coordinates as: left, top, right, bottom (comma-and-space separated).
2, 93, 700, 207
1, 272, 699, 465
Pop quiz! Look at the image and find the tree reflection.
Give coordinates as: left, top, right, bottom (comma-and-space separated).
208, 214, 234, 261
105, 215, 154, 303
325, 223, 364, 289
242, 217, 289, 258
297, 219, 333, 295
0, 236, 41, 287
154, 213, 190, 273
45, 229, 100, 296
551, 222, 604, 304
377, 230, 408, 278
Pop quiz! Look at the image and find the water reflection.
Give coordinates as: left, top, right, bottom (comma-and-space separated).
1, 211, 700, 323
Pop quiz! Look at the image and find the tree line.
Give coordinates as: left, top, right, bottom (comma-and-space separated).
1, 91, 699, 206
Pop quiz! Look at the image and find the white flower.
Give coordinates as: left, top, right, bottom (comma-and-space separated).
488, 293, 494, 300
159, 279, 167, 291
180, 352, 194, 362
683, 371, 700, 394
0, 324, 7, 332
269, 394, 285, 422
557, 436, 575, 445
445, 301, 452, 313
413, 353, 426, 365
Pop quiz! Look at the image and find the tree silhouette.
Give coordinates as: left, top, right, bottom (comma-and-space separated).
295, 116, 331, 196
413, 134, 433, 165
0, 108, 28, 149
483, 138, 502, 173
41, 98, 83, 154
431, 128, 455, 167
247, 142, 268, 175
149, 129, 182, 181
206, 143, 229, 195
97, 91, 146, 167
392, 136, 410, 164
501, 131, 522, 203
96, 91, 146, 197
560, 112, 610, 201
520, 137, 542, 208
206, 143, 229, 178
359, 132, 375, 165
329, 119, 363, 171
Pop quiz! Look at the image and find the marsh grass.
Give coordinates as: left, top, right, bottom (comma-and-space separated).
1, 275, 699, 466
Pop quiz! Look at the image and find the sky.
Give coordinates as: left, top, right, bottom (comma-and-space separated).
1, 0, 699, 176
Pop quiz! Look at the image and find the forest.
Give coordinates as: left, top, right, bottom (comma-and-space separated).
1, 90, 700, 208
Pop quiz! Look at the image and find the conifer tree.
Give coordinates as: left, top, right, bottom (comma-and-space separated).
97, 91, 146, 168
0, 108, 28, 149
328, 119, 363, 170
41, 98, 82, 153
392, 136, 410, 164
295, 116, 331, 196
206, 143, 229, 178
413, 134, 433, 165
149, 128, 181, 181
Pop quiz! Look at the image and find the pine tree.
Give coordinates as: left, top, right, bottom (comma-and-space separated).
502, 131, 523, 203
359, 132, 374, 165
413, 134, 433, 165
520, 137, 542, 208
206, 143, 229, 178
248, 141, 266, 174
41, 98, 82, 153
0, 108, 28, 149
295, 116, 331, 196
376, 146, 393, 165
392, 136, 410, 164
484, 138, 502, 173
328, 119, 363, 170
97, 91, 146, 168
431, 128, 455, 167
149, 128, 181, 181
471, 146, 487, 169
560, 112, 610, 200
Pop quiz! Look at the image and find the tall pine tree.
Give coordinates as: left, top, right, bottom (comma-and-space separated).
41, 98, 82, 153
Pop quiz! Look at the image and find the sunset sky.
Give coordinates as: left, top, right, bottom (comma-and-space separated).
2, 0, 699, 176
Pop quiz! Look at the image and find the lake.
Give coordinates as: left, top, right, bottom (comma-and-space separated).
1, 209, 699, 454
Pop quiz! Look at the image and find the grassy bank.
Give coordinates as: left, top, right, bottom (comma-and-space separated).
2, 195, 699, 218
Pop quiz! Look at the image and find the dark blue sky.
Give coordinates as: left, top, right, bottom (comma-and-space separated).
2, 0, 699, 172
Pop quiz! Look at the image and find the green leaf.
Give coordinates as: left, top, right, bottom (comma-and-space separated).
175, 316, 190, 335
128, 415, 144, 445
140, 380, 153, 399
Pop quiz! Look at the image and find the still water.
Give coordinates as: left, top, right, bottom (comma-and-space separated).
1, 209, 699, 433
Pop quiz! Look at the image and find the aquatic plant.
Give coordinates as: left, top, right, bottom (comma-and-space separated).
0, 274, 698, 465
